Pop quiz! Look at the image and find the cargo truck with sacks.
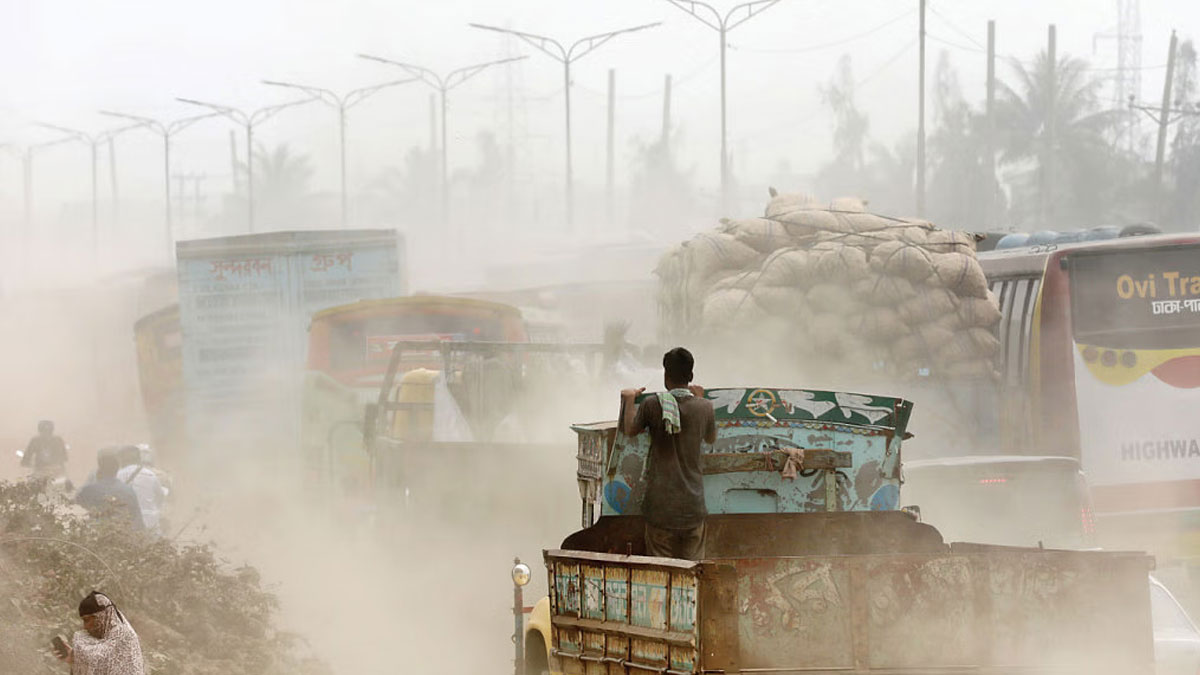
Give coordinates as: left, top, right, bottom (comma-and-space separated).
656, 192, 1003, 385
513, 387, 1156, 675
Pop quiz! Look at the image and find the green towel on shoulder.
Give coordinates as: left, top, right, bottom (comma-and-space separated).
657, 388, 694, 435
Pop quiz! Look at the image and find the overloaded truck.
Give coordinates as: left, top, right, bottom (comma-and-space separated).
514, 387, 1156, 675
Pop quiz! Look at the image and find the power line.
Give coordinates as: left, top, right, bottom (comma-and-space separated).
728, 8, 914, 55
927, 2, 986, 50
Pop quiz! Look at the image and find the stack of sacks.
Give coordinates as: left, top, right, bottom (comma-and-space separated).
656, 191, 1003, 380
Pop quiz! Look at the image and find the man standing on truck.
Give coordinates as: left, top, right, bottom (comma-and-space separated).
621, 347, 716, 560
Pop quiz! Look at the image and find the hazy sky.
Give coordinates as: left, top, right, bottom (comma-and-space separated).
0, 0, 1194, 234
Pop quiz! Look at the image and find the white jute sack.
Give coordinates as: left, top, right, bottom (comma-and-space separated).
710, 270, 763, 293
758, 248, 813, 288
807, 283, 859, 313
721, 217, 793, 253
830, 196, 867, 212
811, 243, 870, 281
943, 360, 999, 380
870, 240, 935, 283
684, 232, 761, 280
703, 288, 766, 327
751, 284, 810, 315
897, 287, 959, 325
809, 313, 850, 353
776, 209, 848, 235
893, 322, 956, 360
813, 230, 884, 249
932, 252, 990, 299
853, 274, 918, 306
957, 290, 1003, 328
925, 229, 977, 254
967, 327, 1001, 357
765, 191, 819, 219
853, 307, 911, 343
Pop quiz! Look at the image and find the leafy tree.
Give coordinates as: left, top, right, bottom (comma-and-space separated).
994, 50, 1124, 228
926, 52, 1006, 229
253, 144, 317, 228
1168, 39, 1200, 229
815, 55, 871, 199
627, 128, 697, 237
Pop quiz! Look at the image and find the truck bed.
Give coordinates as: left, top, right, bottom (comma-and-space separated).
545, 533, 1154, 674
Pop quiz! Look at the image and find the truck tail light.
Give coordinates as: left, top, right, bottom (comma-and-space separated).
978, 477, 1007, 484
1081, 506, 1096, 535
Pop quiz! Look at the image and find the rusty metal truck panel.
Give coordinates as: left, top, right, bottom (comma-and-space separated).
545, 547, 1154, 675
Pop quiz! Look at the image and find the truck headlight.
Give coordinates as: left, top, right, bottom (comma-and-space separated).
512, 561, 531, 587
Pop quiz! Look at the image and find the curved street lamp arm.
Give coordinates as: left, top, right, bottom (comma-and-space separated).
262, 79, 340, 108
35, 122, 93, 144
662, 0, 723, 31
357, 54, 446, 91
444, 55, 528, 91
176, 97, 249, 126
99, 110, 167, 135
165, 112, 222, 136
343, 77, 419, 109
469, 23, 567, 63
247, 96, 319, 126
567, 22, 661, 61
724, 0, 782, 32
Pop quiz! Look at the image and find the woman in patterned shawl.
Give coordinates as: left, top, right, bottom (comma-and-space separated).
57, 591, 145, 675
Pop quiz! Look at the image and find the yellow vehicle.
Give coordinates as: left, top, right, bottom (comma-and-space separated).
301, 296, 530, 492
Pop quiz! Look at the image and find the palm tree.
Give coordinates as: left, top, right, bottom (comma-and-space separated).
253, 144, 315, 222
995, 50, 1123, 228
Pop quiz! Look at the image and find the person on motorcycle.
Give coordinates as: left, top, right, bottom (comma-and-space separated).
21, 420, 69, 476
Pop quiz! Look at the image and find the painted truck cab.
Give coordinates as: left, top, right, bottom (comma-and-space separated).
583, 387, 912, 521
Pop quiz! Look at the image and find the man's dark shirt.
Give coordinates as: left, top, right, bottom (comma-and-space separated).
22, 435, 67, 469
632, 393, 715, 529
76, 479, 144, 530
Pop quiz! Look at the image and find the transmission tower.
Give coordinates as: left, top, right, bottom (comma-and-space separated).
1095, 0, 1144, 152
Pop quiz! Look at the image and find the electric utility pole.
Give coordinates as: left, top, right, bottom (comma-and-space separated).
262, 77, 417, 229
470, 21, 660, 229
662, 0, 781, 215
357, 53, 526, 228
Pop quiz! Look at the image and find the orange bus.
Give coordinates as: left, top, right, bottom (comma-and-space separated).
301, 296, 528, 486
306, 295, 528, 388
978, 234, 1200, 566
133, 303, 184, 458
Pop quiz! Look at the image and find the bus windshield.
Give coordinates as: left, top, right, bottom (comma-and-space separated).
1069, 243, 1200, 350
328, 312, 507, 372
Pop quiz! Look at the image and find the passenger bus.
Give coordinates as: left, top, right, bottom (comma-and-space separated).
300, 296, 528, 490
133, 303, 184, 458
978, 233, 1200, 567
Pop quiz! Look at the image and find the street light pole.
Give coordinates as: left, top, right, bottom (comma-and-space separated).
35, 122, 148, 264
100, 110, 219, 261
261, 77, 417, 229
356, 54, 526, 228
469, 22, 660, 229
176, 96, 317, 233
662, 0, 781, 215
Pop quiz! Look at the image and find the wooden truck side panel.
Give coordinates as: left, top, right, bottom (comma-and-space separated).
546, 547, 1154, 675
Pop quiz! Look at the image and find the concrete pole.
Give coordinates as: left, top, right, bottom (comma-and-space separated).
606, 69, 615, 226
916, 0, 927, 217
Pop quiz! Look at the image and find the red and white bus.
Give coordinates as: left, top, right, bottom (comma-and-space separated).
978, 234, 1200, 564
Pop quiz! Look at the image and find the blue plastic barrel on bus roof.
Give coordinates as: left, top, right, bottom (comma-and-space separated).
1027, 230, 1059, 246
995, 233, 1030, 249
1086, 226, 1120, 241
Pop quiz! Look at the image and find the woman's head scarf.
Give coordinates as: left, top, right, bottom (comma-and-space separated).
72, 591, 145, 675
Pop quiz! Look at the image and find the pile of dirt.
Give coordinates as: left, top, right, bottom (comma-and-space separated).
0, 479, 330, 675
656, 191, 1002, 381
